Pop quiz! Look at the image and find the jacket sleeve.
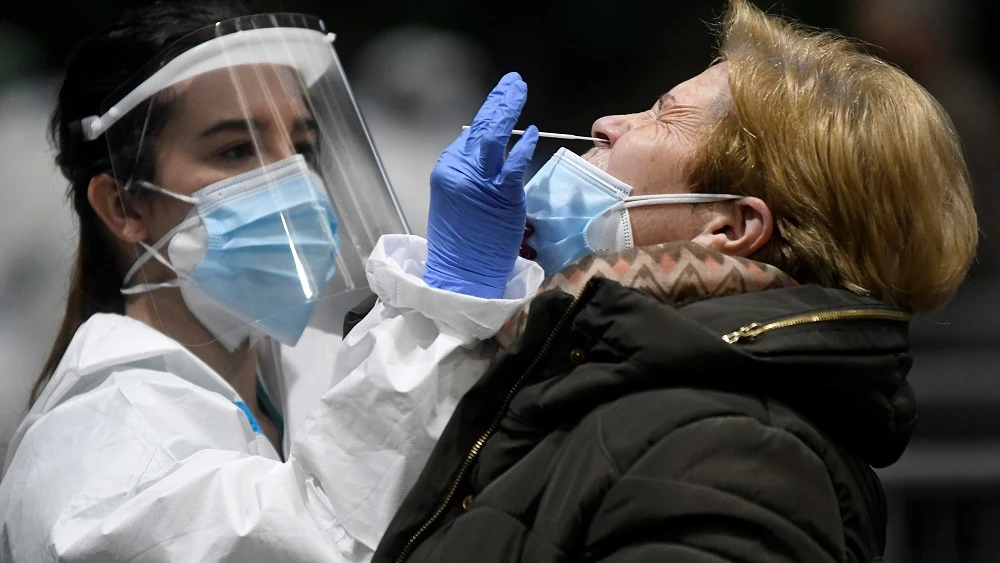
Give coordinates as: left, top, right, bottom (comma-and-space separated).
586, 413, 845, 563
0, 234, 543, 563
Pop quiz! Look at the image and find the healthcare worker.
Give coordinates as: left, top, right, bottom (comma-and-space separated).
0, 1, 543, 561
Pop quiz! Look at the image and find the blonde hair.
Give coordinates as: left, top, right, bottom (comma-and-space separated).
688, 0, 978, 312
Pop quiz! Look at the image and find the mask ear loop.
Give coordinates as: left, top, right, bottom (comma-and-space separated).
120, 181, 201, 295
120, 249, 185, 295
620, 193, 743, 210
597, 194, 742, 251
132, 179, 198, 204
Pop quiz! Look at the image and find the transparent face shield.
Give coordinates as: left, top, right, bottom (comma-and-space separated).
83, 14, 409, 349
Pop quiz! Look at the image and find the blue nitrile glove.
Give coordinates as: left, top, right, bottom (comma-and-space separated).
423, 72, 539, 298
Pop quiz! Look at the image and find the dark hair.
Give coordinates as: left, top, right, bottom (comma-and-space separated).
34, 0, 251, 405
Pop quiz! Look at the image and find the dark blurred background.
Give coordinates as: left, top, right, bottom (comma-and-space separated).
1, 1, 997, 561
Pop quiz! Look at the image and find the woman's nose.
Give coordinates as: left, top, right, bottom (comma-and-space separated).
591, 114, 633, 148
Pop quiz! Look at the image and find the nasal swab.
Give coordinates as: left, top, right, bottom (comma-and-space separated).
461, 125, 604, 143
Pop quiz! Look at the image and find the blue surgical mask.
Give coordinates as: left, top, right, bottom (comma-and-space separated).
523, 148, 741, 276
122, 154, 339, 349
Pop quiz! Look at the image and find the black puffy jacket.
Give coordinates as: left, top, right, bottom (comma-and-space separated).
374, 278, 914, 563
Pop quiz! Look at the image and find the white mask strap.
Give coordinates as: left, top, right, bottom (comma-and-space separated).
120, 278, 184, 296
120, 178, 197, 284
120, 240, 192, 295
121, 216, 199, 292
133, 179, 199, 205
621, 193, 742, 210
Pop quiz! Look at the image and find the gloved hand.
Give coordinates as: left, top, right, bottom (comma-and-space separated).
423, 72, 539, 298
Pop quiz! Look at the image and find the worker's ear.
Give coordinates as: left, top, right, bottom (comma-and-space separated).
88, 173, 150, 243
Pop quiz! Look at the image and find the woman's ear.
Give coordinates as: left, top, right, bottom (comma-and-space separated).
691, 197, 772, 257
87, 173, 149, 243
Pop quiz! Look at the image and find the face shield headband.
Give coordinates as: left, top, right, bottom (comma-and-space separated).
79, 22, 337, 141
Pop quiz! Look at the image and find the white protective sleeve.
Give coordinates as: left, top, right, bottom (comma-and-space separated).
294, 234, 544, 549
0, 234, 543, 563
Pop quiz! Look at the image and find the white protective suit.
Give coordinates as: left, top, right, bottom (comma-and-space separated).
0, 234, 542, 562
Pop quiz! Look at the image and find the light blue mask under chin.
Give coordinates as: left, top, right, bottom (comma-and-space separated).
122, 154, 340, 348
523, 147, 742, 276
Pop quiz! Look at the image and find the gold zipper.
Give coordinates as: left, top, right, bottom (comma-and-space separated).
394, 280, 594, 563
722, 307, 911, 344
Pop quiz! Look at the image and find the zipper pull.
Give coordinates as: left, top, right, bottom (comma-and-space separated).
722, 322, 763, 344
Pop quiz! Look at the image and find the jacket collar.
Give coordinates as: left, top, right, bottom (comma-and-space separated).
497, 241, 797, 349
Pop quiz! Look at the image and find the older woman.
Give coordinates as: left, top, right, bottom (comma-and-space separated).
355, 0, 978, 562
